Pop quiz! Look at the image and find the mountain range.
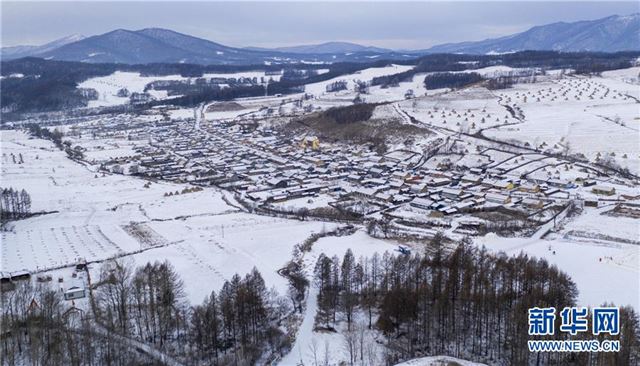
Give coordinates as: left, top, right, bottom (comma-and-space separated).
246, 42, 393, 54
2, 13, 638, 65
1, 34, 86, 60
425, 14, 640, 54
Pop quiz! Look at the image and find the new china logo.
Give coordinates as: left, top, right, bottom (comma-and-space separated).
527, 306, 620, 352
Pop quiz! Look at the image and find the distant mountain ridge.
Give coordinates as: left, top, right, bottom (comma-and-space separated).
259, 41, 393, 54
424, 13, 640, 54
0, 28, 413, 65
30, 28, 269, 64
1, 13, 638, 65
1, 34, 85, 59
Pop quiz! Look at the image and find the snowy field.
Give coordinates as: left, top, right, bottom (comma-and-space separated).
115, 214, 334, 303
483, 73, 640, 174
395, 356, 487, 366
0, 130, 336, 305
78, 71, 186, 107
78, 69, 283, 108
304, 64, 413, 97
476, 207, 640, 310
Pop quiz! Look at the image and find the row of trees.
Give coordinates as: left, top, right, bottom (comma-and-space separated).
1, 281, 158, 366
424, 72, 483, 90
2, 260, 290, 365
189, 269, 290, 364
95, 260, 290, 365
0, 187, 32, 220
26, 123, 63, 148
325, 80, 348, 93
26, 123, 85, 161
312, 235, 640, 365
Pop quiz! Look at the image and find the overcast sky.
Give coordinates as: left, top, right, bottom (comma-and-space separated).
2, 1, 638, 49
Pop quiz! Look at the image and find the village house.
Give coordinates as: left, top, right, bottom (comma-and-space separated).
411, 197, 435, 210
521, 198, 545, 209
485, 193, 511, 204
591, 185, 616, 196
64, 286, 86, 301
518, 182, 540, 193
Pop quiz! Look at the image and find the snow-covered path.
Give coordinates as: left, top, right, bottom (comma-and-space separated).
279, 284, 319, 366
88, 323, 185, 366
278, 232, 399, 366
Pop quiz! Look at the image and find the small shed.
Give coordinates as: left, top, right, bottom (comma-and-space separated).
592, 185, 615, 196
64, 286, 86, 301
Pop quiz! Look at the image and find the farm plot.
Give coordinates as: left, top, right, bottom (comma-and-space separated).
484, 75, 640, 174
401, 86, 518, 133
141, 189, 236, 220
0, 129, 236, 273
2, 221, 140, 272
304, 64, 413, 97
494, 155, 555, 175
107, 213, 337, 303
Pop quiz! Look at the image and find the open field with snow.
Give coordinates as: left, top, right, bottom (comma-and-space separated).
0, 130, 335, 304
483, 74, 640, 174
78, 69, 284, 108
3, 63, 639, 366
476, 204, 640, 310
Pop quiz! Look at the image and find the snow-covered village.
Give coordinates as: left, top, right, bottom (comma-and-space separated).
1, 3, 639, 366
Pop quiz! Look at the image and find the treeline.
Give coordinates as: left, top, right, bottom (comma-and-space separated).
325, 80, 348, 92
189, 269, 290, 363
2, 261, 291, 365
372, 51, 639, 90
1, 281, 159, 366
312, 235, 640, 365
25, 123, 84, 160
424, 72, 483, 90
96, 260, 290, 365
322, 103, 378, 124
0, 57, 381, 116
148, 84, 267, 108
26, 123, 63, 148
96, 262, 287, 365
0, 187, 32, 220
0, 58, 116, 114
281, 68, 319, 81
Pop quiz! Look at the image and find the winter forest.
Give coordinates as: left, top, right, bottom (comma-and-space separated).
2, 234, 638, 365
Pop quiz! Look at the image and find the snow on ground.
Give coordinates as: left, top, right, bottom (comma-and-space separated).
458, 65, 532, 78
304, 64, 413, 97
1, 130, 338, 304
395, 355, 487, 366
140, 190, 235, 220
483, 75, 640, 174
78, 70, 282, 108
168, 107, 196, 120
202, 70, 282, 82
269, 194, 335, 211
281, 231, 405, 366
78, 71, 188, 107
476, 210, 640, 310
401, 86, 511, 134
562, 205, 640, 244
102, 213, 333, 303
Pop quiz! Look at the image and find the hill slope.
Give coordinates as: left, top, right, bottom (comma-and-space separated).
271, 41, 392, 54
1, 34, 85, 60
426, 13, 640, 54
